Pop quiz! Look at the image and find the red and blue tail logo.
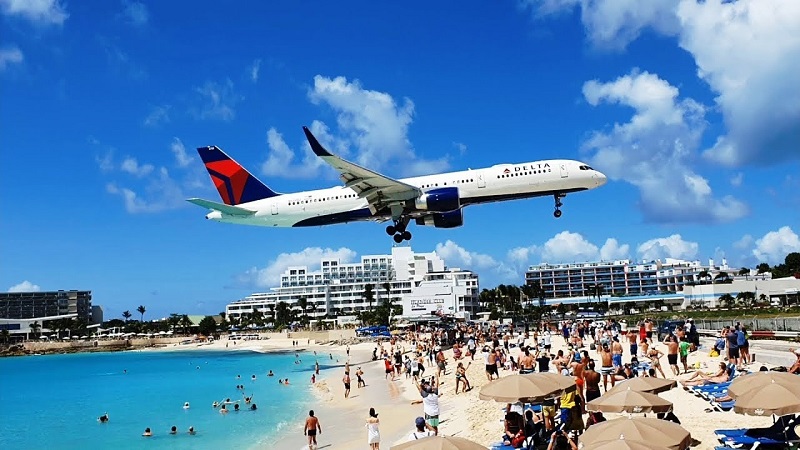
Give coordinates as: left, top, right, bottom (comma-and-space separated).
197, 146, 280, 205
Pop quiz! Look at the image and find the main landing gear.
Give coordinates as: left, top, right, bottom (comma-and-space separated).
553, 193, 565, 218
386, 217, 412, 243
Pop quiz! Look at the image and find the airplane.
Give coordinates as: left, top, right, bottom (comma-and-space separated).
188, 127, 607, 242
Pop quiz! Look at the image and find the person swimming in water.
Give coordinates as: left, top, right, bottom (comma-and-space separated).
183, 402, 190, 409
250, 403, 258, 411
188, 426, 196, 435
268, 370, 274, 376
212, 401, 219, 408
98, 413, 109, 423
142, 427, 152, 437
169, 426, 177, 435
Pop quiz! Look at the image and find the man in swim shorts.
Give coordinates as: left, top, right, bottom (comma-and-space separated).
598, 344, 615, 391
304, 410, 322, 450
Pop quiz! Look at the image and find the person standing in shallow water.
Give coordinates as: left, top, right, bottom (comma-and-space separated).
304, 410, 322, 450
343, 370, 351, 399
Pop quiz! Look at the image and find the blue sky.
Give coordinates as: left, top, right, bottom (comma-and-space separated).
2, 0, 799, 320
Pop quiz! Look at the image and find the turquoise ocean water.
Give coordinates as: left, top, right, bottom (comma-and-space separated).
0, 349, 325, 450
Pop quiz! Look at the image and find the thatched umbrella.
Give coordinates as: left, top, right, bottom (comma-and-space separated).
585, 388, 673, 414
606, 377, 676, 395
479, 373, 575, 403
391, 435, 487, 450
579, 417, 691, 450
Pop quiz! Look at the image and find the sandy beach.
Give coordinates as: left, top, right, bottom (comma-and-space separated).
148, 331, 791, 450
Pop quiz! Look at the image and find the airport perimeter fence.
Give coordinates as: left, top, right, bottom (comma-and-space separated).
693, 316, 800, 332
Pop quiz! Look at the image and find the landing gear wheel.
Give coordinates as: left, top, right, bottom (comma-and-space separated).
393, 233, 404, 243
402, 231, 412, 241
553, 209, 562, 218
386, 225, 396, 236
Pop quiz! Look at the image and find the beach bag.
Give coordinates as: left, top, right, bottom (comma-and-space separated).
709, 349, 719, 357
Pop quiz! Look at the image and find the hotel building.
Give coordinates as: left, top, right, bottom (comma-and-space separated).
525, 258, 729, 299
0, 290, 95, 336
226, 247, 480, 321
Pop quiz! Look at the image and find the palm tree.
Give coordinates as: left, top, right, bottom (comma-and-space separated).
250, 306, 264, 328
697, 270, 710, 284
29, 321, 41, 339
758, 293, 769, 306
180, 315, 192, 334
296, 297, 308, 325
137, 305, 146, 323
382, 282, 392, 308
718, 293, 735, 308
275, 301, 290, 327
168, 313, 181, 331
0, 329, 9, 345
122, 310, 132, 322
714, 272, 731, 283
756, 263, 771, 274
738, 267, 750, 280
363, 284, 375, 312
267, 304, 275, 324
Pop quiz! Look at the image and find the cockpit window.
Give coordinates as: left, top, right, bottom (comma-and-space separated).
579, 165, 594, 170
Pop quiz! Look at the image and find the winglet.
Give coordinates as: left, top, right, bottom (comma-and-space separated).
303, 126, 333, 157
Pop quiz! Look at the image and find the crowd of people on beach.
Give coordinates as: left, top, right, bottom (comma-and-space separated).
306, 314, 796, 449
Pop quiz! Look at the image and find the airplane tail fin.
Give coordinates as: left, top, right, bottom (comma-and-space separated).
197, 146, 281, 205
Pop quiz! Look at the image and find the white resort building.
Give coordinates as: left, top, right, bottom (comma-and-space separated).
226, 246, 480, 322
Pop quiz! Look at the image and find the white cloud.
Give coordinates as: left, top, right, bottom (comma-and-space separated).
0, 45, 23, 70
541, 231, 599, 262
170, 138, 192, 168
582, 69, 748, 223
105, 167, 186, 213
733, 234, 754, 250
676, 0, 800, 167
8, 280, 41, 293
599, 238, 630, 261
262, 75, 450, 179
238, 247, 358, 288
307, 75, 450, 176
435, 240, 518, 281
120, 1, 148, 27
194, 79, 242, 121
120, 157, 154, 177
522, 0, 680, 49
453, 142, 467, 155
261, 122, 330, 178
96, 150, 115, 173
250, 59, 261, 82
730, 172, 743, 187
753, 226, 800, 265
636, 234, 698, 261
143, 105, 170, 127
0, 0, 68, 25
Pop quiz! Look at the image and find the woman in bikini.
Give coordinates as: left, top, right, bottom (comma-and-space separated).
647, 347, 666, 378
455, 361, 471, 394
681, 362, 730, 387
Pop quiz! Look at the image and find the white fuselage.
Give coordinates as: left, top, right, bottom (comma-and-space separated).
207, 159, 606, 227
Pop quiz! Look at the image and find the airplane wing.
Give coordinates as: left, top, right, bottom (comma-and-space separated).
186, 198, 256, 216
303, 127, 421, 214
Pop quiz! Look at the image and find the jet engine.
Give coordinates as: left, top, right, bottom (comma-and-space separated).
413, 187, 460, 212
415, 209, 464, 228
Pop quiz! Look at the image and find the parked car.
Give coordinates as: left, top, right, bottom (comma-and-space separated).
657, 320, 685, 342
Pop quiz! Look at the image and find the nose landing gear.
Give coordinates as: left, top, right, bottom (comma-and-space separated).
553, 193, 565, 218
385, 217, 412, 242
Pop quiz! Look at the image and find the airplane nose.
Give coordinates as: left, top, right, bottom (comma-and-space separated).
593, 171, 607, 186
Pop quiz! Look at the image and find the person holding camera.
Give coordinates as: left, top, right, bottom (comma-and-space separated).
547, 430, 578, 450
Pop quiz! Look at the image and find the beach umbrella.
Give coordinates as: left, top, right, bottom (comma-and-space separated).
732, 380, 800, 416
391, 435, 487, 450
581, 437, 672, 450
579, 417, 691, 450
727, 371, 800, 399
479, 373, 576, 403
607, 377, 676, 395
586, 388, 673, 414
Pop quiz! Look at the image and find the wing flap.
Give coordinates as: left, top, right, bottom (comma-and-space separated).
302, 127, 421, 209
186, 198, 256, 216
